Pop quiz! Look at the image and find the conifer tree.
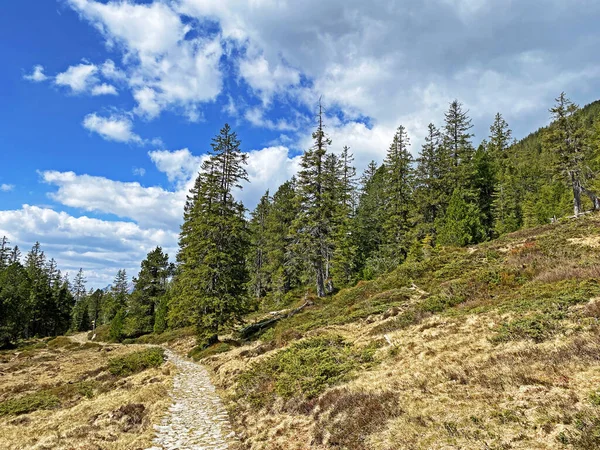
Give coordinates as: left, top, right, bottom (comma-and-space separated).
173, 123, 250, 344
437, 188, 485, 247
472, 140, 496, 239
380, 125, 414, 263
354, 162, 386, 276
248, 192, 272, 300
105, 269, 128, 323
263, 180, 301, 301
126, 247, 172, 336
414, 123, 447, 238
295, 103, 332, 297
544, 93, 600, 215
331, 146, 358, 287
443, 100, 475, 191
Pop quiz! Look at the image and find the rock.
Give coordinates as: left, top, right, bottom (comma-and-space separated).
147, 350, 238, 450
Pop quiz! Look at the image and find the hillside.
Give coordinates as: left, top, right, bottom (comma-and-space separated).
193, 213, 600, 449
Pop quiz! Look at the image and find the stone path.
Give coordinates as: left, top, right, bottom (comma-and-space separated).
147, 349, 238, 450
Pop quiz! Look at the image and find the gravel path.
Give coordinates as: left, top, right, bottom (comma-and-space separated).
147, 349, 238, 450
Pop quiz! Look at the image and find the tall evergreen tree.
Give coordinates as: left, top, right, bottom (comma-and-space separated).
414, 123, 448, 238
126, 247, 172, 336
380, 125, 414, 262
248, 192, 272, 300
263, 180, 301, 301
295, 103, 332, 297
544, 92, 600, 215
173, 123, 250, 344
443, 100, 475, 191
331, 146, 358, 287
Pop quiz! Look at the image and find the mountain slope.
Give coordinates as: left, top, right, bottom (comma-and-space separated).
199, 213, 600, 449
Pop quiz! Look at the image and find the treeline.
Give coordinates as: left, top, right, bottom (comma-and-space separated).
0, 240, 73, 347
2, 93, 599, 347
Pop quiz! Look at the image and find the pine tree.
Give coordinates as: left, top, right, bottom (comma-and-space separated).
248, 192, 272, 300
263, 179, 301, 301
380, 125, 414, 263
70, 268, 88, 331
414, 123, 448, 238
437, 188, 485, 247
105, 269, 128, 323
295, 103, 332, 297
172, 123, 250, 344
354, 162, 386, 277
331, 146, 358, 287
472, 140, 496, 239
544, 92, 600, 215
443, 100, 475, 191
0, 237, 10, 269
126, 247, 172, 336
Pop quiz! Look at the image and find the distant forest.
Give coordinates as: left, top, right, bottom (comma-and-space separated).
2, 93, 599, 347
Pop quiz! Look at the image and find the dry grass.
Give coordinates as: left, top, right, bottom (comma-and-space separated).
0, 339, 173, 450
192, 214, 600, 449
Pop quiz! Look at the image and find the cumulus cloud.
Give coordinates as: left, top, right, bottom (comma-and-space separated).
91, 83, 118, 96
24, 65, 48, 82
0, 184, 14, 192
82, 113, 142, 144
0, 205, 178, 286
132, 167, 146, 177
41, 170, 183, 229
55, 62, 99, 93
67, 0, 223, 119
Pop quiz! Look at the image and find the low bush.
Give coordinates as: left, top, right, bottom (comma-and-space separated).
235, 335, 376, 409
491, 314, 559, 343
108, 347, 165, 377
188, 342, 232, 361
0, 391, 60, 416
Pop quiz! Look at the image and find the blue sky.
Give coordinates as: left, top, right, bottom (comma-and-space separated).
1, 0, 600, 287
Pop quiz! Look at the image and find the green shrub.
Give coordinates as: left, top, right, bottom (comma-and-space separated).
108, 347, 165, 377
492, 314, 558, 343
188, 342, 232, 361
47, 336, 79, 350
0, 391, 60, 416
235, 335, 375, 408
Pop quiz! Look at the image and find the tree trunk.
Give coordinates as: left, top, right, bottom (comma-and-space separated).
315, 265, 326, 298
581, 184, 600, 211
572, 172, 582, 216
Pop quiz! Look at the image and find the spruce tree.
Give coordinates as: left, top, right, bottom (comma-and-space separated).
414, 123, 447, 238
126, 247, 172, 336
380, 125, 414, 263
331, 146, 358, 287
544, 92, 600, 215
443, 100, 475, 191
173, 123, 250, 345
263, 179, 301, 301
248, 192, 272, 300
295, 103, 332, 297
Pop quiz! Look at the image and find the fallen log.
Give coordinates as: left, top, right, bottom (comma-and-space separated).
238, 300, 312, 339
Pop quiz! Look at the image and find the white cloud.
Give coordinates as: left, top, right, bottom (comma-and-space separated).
239, 54, 300, 104
82, 113, 142, 144
67, 0, 223, 119
0, 205, 178, 287
24, 65, 48, 82
55, 63, 98, 93
0, 184, 14, 192
245, 107, 297, 131
149, 149, 203, 185
42, 170, 184, 229
132, 167, 146, 177
91, 83, 118, 96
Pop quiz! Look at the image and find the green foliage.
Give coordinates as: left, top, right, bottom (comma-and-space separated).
172, 123, 250, 342
437, 189, 485, 246
188, 342, 232, 361
0, 391, 60, 416
235, 336, 375, 408
109, 308, 125, 342
108, 347, 165, 377
492, 314, 559, 343
126, 247, 173, 337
